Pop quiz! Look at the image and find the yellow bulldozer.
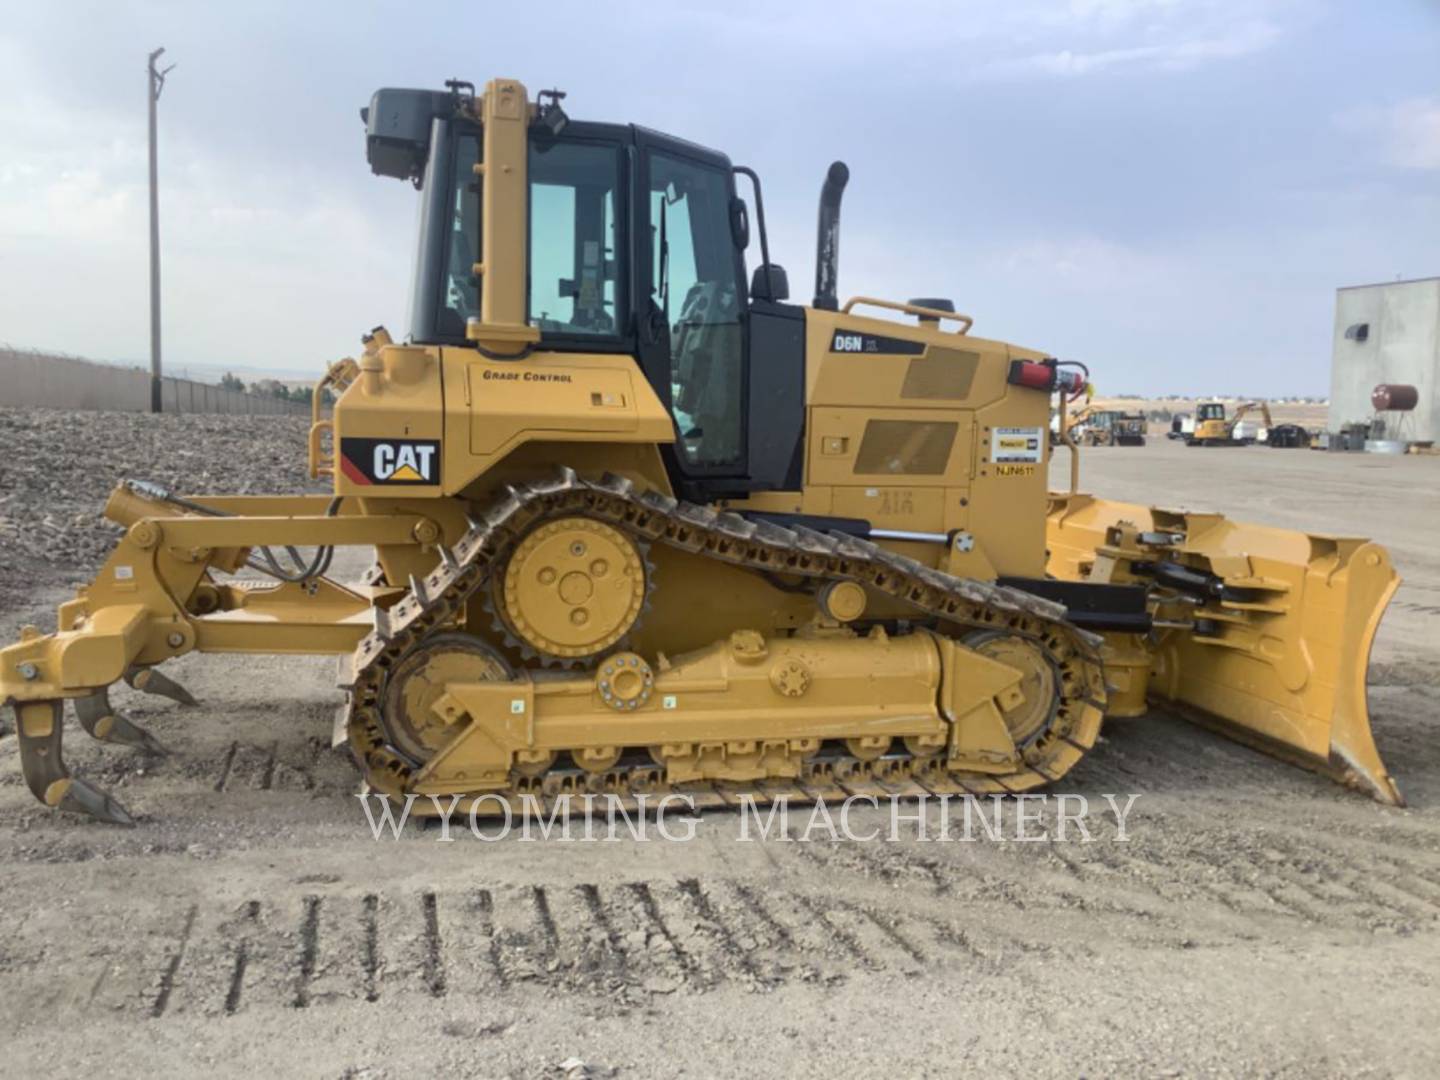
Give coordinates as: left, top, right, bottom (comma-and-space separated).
0, 78, 1402, 824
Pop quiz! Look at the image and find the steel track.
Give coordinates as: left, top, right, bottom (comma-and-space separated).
343, 468, 1109, 814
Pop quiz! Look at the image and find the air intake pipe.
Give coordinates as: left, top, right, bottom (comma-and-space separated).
812, 161, 849, 310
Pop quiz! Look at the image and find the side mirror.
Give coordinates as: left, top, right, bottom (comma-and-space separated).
750, 264, 789, 302
729, 196, 750, 251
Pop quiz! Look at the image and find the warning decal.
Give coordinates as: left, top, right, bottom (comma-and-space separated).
991, 426, 1044, 464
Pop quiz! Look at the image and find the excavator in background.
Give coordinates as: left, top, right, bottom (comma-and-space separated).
0, 78, 1402, 825
1187, 400, 1274, 446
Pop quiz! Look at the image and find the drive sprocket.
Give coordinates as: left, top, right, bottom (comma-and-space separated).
490, 516, 651, 664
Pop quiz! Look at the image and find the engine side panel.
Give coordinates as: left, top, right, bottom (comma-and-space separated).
729, 310, 1052, 579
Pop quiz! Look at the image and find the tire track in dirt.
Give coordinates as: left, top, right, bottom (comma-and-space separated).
66, 846, 1432, 1023
34, 876, 1097, 1017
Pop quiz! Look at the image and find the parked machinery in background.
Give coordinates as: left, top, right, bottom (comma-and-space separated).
1071, 407, 1146, 446
1109, 410, 1147, 446
1188, 400, 1274, 446
1266, 423, 1313, 449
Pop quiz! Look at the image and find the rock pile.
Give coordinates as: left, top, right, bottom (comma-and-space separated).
0, 408, 317, 610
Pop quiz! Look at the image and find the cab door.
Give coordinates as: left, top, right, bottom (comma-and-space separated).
634, 132, 750, 493
632, 131, 807, 499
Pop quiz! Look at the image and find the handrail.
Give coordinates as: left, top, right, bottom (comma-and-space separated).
307, 357, 359, 479
307, 420, 336, 480
1058, 388, 1082, 495
841, 296, 974, 335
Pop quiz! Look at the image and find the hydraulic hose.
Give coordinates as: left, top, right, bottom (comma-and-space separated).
125, 480, 341, 583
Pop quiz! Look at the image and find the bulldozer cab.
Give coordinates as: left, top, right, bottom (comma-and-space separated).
393, 88, 803, 500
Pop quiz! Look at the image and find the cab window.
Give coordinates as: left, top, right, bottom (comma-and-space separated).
528, 141, 622, 336
649, 151, 744, 469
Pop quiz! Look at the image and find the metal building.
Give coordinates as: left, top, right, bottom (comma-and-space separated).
1328, 276, 1440, 441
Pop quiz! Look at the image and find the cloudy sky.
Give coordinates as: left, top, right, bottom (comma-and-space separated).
1, 0, 1436, 394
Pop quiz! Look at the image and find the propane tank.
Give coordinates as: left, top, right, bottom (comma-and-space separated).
1371, 384, 1419, 412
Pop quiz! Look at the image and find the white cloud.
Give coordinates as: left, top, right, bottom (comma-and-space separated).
973, 19, 1280, 80
1337, 99, 1440, 171
1064, 0, 1183, 21
0, 45, 408, 374
997, 235, 1168, 287
0, 0, 1425, 400
641, 0, 1282, 74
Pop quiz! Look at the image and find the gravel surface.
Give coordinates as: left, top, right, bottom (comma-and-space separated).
0, 421, 1437, 1077
0, 408, 314, 607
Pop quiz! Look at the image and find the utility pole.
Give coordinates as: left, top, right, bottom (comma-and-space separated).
147, 47, 174, 413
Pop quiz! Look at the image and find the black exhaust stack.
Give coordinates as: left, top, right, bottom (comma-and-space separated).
812, 161, 850, 310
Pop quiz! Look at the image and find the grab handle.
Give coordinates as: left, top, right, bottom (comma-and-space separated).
841, 296, 973, 334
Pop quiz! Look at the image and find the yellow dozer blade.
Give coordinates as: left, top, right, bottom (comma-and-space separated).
1046, 493, 1402, 804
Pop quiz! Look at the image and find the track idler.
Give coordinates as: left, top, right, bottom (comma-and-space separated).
12, 700, 136, 826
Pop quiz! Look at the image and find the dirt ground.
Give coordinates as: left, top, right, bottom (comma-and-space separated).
2, 424, 1438, 1079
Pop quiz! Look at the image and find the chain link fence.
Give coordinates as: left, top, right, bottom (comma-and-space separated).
0, 345, 310, 415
